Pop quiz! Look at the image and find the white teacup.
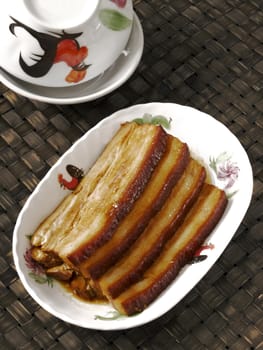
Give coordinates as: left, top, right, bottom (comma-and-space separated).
0, 0, 133, 87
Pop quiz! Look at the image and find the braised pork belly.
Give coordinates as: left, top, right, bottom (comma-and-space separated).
98, 159, 206, 299
112, 183, 227, 315
31, 122, 167, 265
79, 135, 190, 280
30, 122, 228, 313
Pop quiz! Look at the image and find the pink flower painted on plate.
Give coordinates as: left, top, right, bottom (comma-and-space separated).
24, 247, 45, 274
209, 152, 240, 197
217, 160, 239, 189
24, 246, 53, 286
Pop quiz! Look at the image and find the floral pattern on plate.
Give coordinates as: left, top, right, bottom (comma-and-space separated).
14, 102, 252, 330
24, 115, 227, 302
24, 245, 53, 287
209, 152, 240, 197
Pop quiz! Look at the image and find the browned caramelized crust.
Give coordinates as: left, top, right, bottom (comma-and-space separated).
29, 122, 228, 316
112, 183, 228, 316
98, 159, 206, 299
31, 122, 167, 265
78, 135, 190, 279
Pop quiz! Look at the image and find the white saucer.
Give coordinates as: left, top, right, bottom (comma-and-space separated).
0, 13, 143, 105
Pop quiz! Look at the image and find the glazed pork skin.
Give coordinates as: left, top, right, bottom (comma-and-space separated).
31, 122, 168, 265
112, 183, 228, 316
98, 159, 206, 299
79, 135, 190, 279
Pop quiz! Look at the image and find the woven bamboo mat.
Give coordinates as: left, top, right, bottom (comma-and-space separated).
0, 0, 262, 349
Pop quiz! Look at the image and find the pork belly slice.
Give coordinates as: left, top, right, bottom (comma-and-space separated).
112, 183, 228, 316
30, 124, 139, 248
79, 135, 190, 279
98, 159, 206, 299
31, 122, 167, 265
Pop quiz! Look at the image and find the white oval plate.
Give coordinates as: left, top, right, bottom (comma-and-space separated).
13, 102, 253, 330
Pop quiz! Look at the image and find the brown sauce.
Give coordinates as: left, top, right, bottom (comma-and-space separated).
59, 279, 108, 305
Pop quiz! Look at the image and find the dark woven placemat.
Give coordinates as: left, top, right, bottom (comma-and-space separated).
0, 0, 262, 349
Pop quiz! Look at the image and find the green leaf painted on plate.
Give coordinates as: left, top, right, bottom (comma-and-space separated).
28, 272, 53, 287
133, 114, 172, 129
226, 190, 238, 199
99, 9, 132, 31
94, 310, 125, 320
151, 115, 172, 129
